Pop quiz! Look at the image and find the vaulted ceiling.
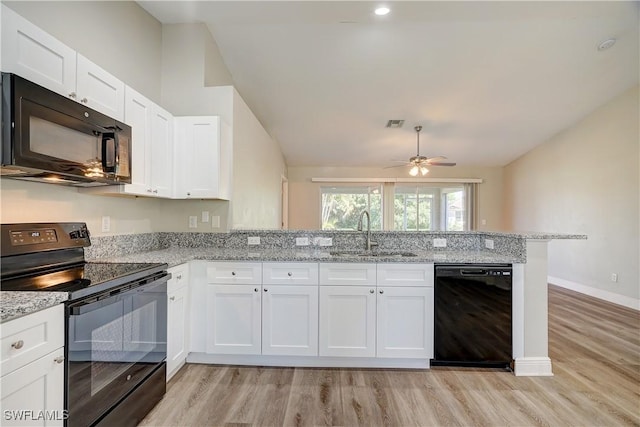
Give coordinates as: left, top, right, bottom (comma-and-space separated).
138, 1, 639, 168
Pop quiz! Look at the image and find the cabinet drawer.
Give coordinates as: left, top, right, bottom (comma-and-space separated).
1, 304, 64, 376
377, 264, 434, 287
168, 264, 189, 292
263, 262, 318, 285
319, 263, 376, 286
206, 262, 262, 284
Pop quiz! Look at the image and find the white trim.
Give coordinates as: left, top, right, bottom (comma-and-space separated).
187, 353, 430, 369
512, 264, 525, 360
513, 357, 553, 376
311, 177, 483, 184
549, 276, 640, 311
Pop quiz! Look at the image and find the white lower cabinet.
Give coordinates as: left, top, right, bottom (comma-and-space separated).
0, 304, 65, 426
262, 285, 318, 356
376, 286, 434, 358
206, 284, 262, 355
167, 264, 190, 381
319, 285, 376, 357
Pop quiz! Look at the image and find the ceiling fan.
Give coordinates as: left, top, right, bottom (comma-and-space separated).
387, 125, 456, 176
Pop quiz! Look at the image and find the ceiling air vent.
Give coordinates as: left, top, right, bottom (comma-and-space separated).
385, 119, 405, 128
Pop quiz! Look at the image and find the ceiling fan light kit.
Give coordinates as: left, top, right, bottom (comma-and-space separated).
386, 125, 456, 176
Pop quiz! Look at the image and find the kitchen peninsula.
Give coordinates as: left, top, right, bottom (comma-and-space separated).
84, 228, 586, 377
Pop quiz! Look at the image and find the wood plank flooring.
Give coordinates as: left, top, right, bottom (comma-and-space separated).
140, 285, 640, 426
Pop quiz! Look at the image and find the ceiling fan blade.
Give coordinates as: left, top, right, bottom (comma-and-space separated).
389, 160, 411, 163
384, 164, 410, 169
428, 162, 457, 166
426, 156, 447, 163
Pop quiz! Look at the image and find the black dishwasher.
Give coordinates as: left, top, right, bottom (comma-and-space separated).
432, 264, 512, 369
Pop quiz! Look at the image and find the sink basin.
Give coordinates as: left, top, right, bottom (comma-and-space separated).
330, 251, 417, 258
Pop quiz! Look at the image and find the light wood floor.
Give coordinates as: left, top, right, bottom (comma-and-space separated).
141, 285, 640, 426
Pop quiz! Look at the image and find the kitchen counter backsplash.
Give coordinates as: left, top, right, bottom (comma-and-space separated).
86, 230, 531, 262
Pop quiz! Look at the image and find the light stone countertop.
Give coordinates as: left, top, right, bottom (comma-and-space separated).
96, 247, 520, 267
1, 291, 68, 323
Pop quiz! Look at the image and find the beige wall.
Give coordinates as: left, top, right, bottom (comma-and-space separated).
3, 1, 163, 103
287, 165, 504, 230
503, 85, 639, 302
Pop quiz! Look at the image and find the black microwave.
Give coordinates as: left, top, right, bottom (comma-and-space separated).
1, 73, 132, 186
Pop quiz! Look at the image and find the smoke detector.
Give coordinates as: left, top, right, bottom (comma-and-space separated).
385, 119, 405, 128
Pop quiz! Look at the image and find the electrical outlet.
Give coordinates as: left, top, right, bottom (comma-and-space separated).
188, 216, 197, 228
485, 239, 494, 249
296, 237, 310, 246
433, 238, 447, 248
611, 273, 618, 283
481, 219, 487, 226
318, 237, 333, 247
202, 211, 210, 223
248, 236, 260, 245
211, 215, 220, 228
101, 216, 110, 233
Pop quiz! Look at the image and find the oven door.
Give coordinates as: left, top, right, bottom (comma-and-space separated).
65, 275, 167, 427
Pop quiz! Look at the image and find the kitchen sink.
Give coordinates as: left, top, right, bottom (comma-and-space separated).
330, 251, 417, 258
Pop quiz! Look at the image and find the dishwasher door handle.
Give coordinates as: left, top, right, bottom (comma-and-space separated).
460, 269, 488, 276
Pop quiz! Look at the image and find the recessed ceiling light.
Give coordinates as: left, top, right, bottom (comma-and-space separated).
375, 7, 390, 16
597, 38, 616, 51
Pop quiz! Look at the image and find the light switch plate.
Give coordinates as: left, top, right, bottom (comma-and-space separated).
201, 211, 210, 223
101, 216, 110, 233
188, 216, 197, 228
485, 239, 495, 249
433, 238, 447, 248
248, 236, 260, 245
317, 237, 333, 247
211, 216, 220, 228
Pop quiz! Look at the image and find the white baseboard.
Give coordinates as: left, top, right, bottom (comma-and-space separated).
514, 357, 553, 377
548, 276, 640, 311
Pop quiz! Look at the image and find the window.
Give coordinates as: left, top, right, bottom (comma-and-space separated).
394, 184, 470, 231
321, 185, 383, 230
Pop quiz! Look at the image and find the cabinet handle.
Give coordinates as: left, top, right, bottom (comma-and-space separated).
170, 296, 176, 301
176, 274, 182, 280
146, 189, 152, 193
54, 356, 64, 364
379, 289, 384, 294
187, 192, 191, 197
68, 92, 76, 99
254, 288, 259, 292
153, 189, 158, 194
11, 340, 24, 350
231, 271, 236, 276
287, 272, 293, 277
80, 97, 88, 103
369, 289, 375, 294
264, 288, 268, 292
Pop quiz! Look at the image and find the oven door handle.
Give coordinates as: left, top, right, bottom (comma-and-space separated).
68, 274, 168, 315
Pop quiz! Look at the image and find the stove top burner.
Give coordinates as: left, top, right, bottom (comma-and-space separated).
1, 262, 168, 301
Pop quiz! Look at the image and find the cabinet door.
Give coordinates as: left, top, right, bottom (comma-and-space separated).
376, 287, 434, 358
174, 116, 221, 199
319, 286, 376, 357
206, 284, 261, 355
262, 285, 318, 356
149, 106, 174, 197
0, 347, 64, 426
123, 86, 153, 196
1, 5, 76, 96
76, 54, 125, 121
167, 285, 188, 380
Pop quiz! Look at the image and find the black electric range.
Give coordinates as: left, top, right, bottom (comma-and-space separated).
1, 222, 169, 427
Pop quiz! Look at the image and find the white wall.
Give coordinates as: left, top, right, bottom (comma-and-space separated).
503, 86, 639, 305
232, 90, 288, 229
1, 3, 287, 235
287, 165, 504, 230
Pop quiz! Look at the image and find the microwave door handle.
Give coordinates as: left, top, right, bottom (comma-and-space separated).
101, 132, 118, 173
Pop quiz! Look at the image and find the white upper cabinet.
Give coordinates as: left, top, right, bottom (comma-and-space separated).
1, 6, 125, 121
173, 116, 232, 200
1, 5, 76, 96
75, 54, 125, 121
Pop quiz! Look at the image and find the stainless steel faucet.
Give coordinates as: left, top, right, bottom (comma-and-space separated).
357, 210, 378, 251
